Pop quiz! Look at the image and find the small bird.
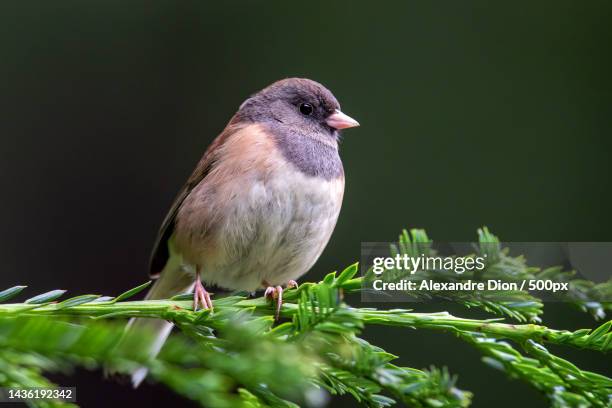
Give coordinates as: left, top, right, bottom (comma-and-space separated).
128, 78, 359, 387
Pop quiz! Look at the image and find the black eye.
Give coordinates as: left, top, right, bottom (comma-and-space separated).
299, 103, 313, 116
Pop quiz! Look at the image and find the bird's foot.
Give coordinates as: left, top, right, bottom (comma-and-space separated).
263, 280, 299, 320
193, 278, 213, 312
264, 285, 283, 320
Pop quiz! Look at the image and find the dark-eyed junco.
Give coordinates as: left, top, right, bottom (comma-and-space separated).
128, 78, 358, 386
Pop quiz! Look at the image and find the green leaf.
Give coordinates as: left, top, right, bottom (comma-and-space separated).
335, 263, 359, 286
322, 272, 336, 285
0, 285, 27, 302
25, 289, 66, 304
56, 294, 101, 310
171, 293, 193, 301
588, 320, 611, 343
111, 281, 152, 303
91, 296, 114, 303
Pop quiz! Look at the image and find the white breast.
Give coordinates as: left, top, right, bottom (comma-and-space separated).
204, 167, 343, 290
174, 125, 345, 291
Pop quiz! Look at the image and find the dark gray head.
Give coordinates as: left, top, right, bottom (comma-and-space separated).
235, 78, 359, 143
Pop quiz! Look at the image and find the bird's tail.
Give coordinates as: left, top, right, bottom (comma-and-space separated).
121, 255, 194, 388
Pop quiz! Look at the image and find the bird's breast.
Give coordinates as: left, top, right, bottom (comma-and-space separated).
174, 124, 345, 290
209, 161, 344, 290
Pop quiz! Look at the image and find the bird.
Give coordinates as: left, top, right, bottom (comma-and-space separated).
127, 78, 359, 387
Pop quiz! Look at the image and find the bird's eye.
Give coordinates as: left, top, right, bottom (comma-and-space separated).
299, 103, 313, 116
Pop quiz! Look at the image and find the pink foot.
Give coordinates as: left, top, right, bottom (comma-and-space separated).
263, 280, 299, 320
193, 271, 213, 311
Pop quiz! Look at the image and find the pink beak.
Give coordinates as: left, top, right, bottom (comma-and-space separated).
326, 109, 360, 130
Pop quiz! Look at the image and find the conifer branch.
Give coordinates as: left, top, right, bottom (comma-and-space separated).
0, 228, 610, 407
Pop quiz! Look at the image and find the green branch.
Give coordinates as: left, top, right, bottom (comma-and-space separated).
0, 227, 610, 408
2, 277, 609, 353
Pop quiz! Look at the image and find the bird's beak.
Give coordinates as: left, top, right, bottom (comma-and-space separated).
326, 109, 360, 130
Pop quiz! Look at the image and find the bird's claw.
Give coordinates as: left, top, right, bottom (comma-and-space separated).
264, 285, 283, 320
263, 280, 299, 320
193, 279, 213, 312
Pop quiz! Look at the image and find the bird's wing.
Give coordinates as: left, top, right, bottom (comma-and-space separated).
148, 123, 240, 278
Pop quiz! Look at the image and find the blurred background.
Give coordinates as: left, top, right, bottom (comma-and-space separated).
1, 1, 611, 406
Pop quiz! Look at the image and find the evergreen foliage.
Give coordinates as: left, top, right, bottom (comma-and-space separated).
0, 228, 609, 407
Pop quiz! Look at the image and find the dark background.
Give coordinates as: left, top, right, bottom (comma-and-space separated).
1, 1, 611, 407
